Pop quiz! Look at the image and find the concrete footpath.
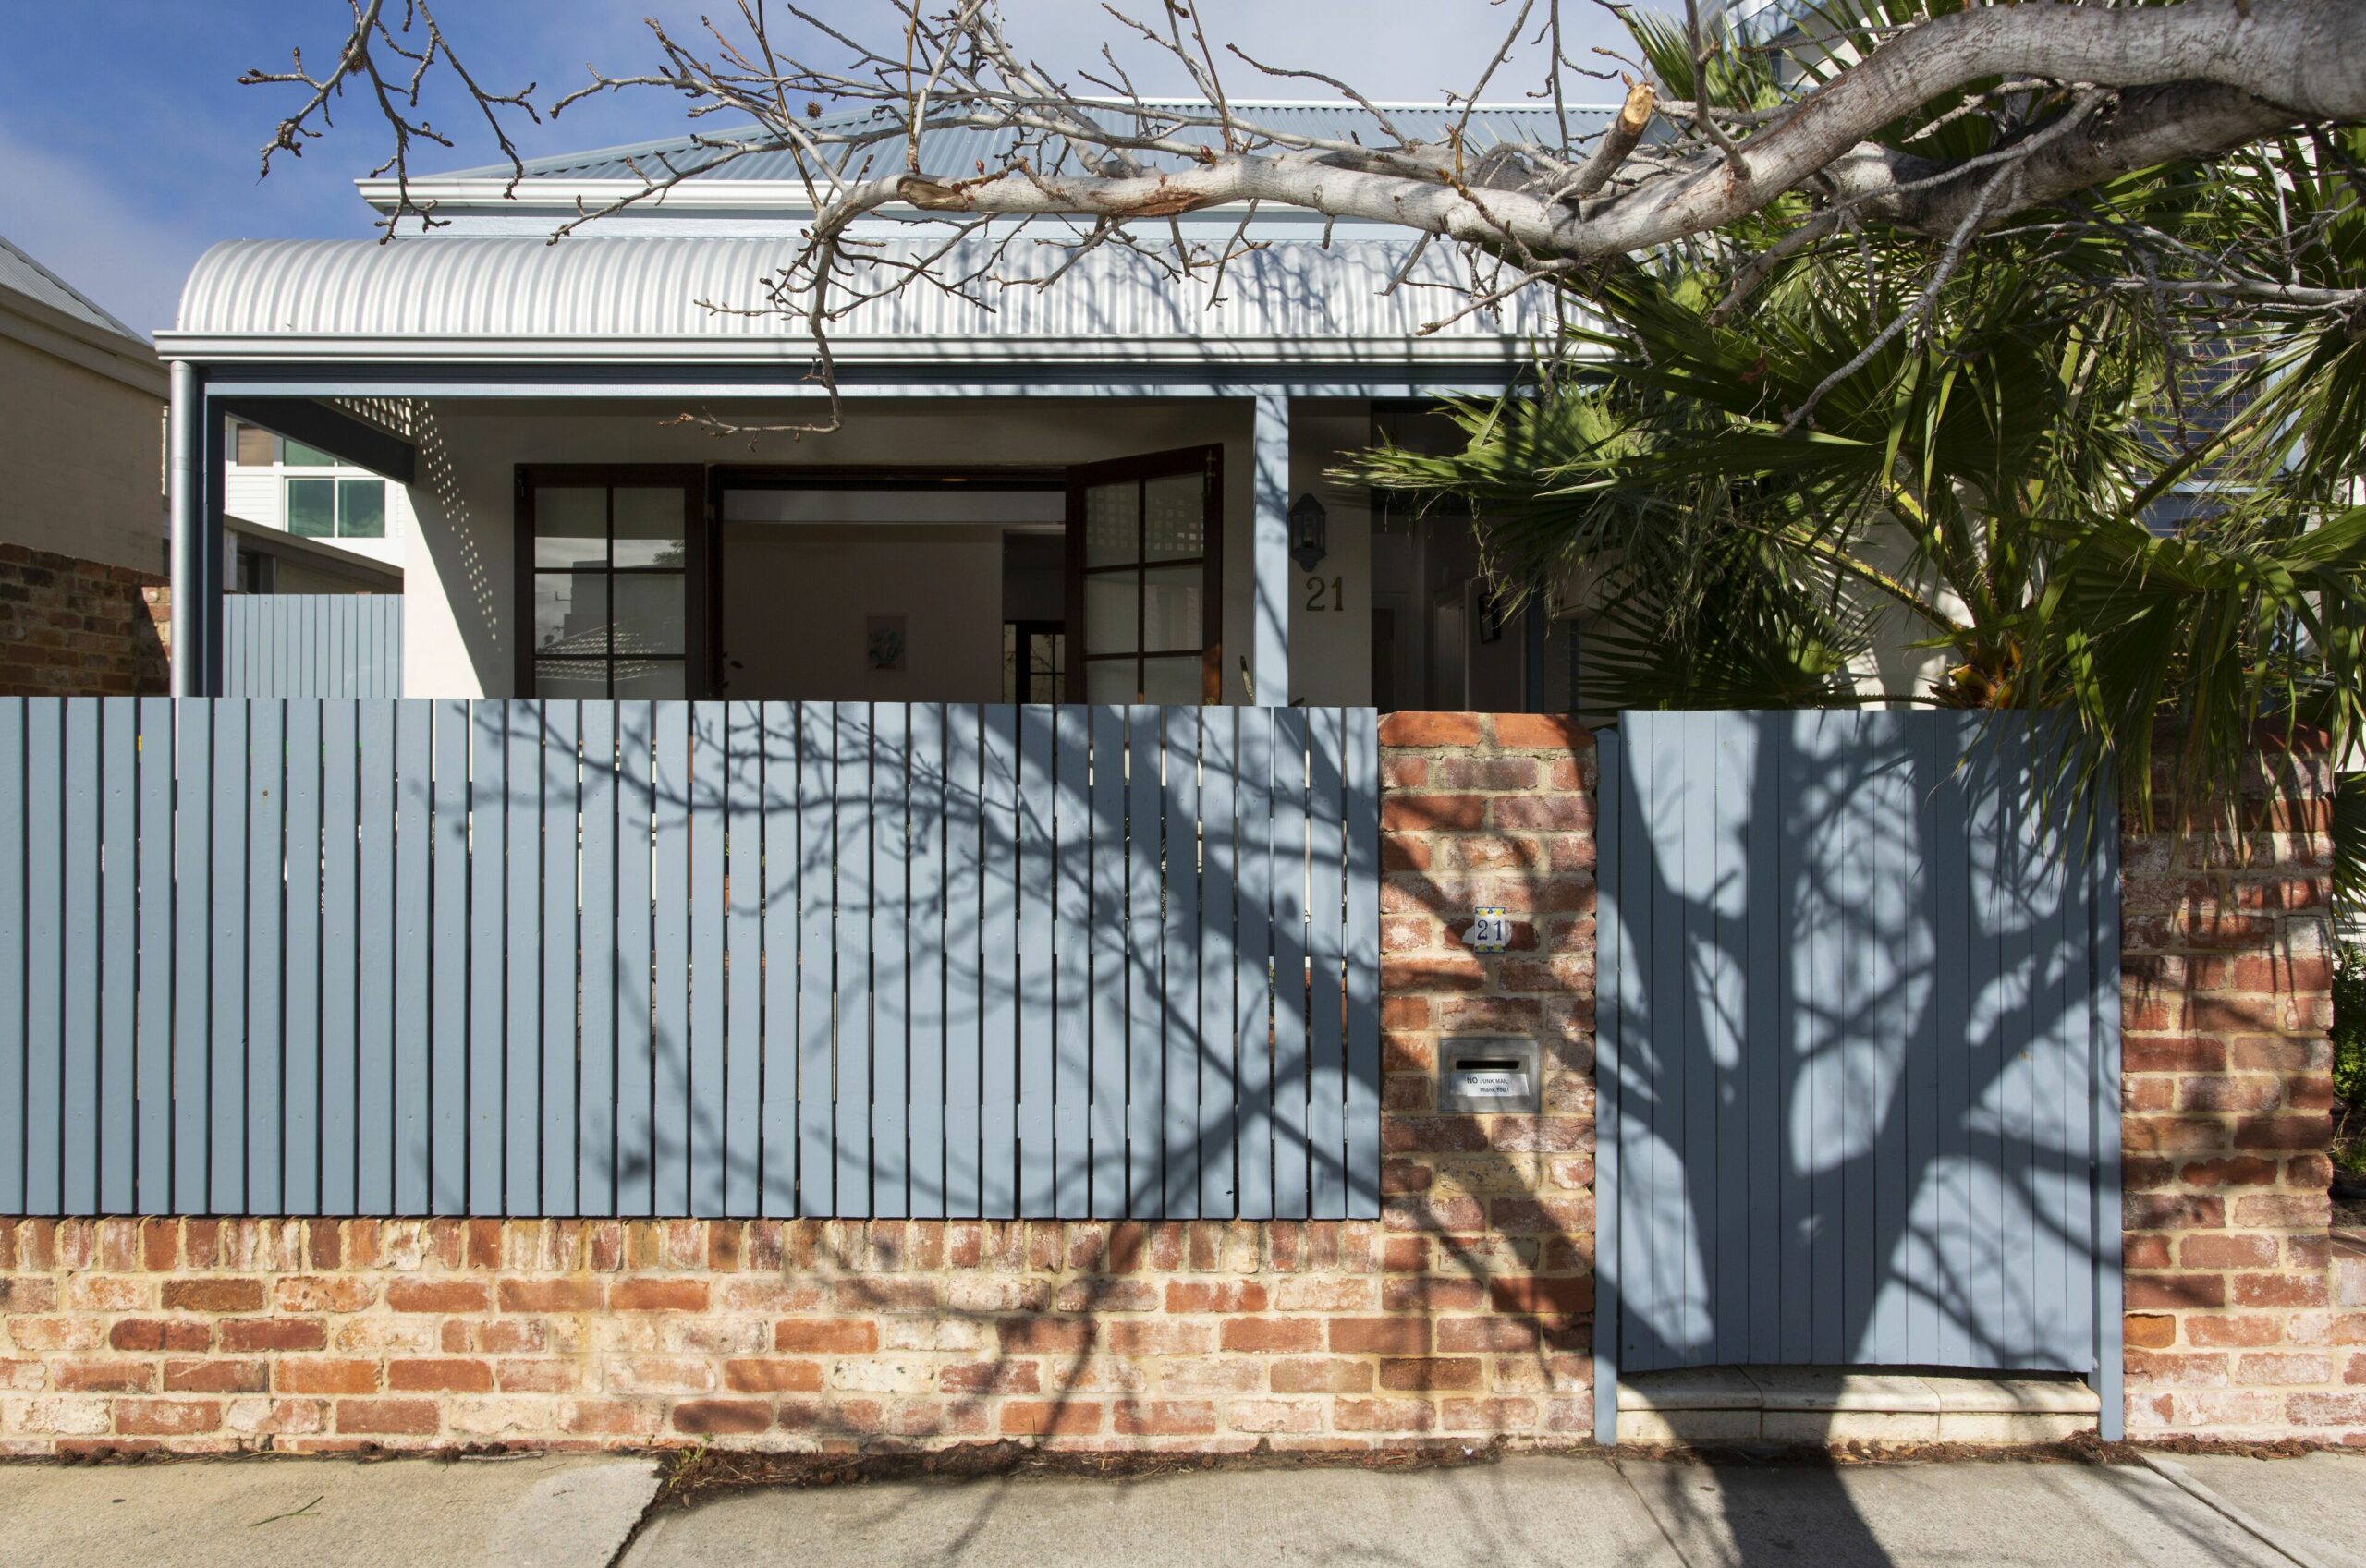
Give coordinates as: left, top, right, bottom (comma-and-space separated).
2, 1449, 2362, 1568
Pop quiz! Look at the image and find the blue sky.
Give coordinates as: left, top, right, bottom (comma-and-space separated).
0, 1, 1636, 337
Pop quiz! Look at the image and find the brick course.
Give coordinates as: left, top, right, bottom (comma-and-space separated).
2118, 745, 2359, 1443
0, 712, 2349, 1453
0, 543, 169, 697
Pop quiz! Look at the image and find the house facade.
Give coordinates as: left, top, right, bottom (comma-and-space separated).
0, 103, 2348, 1460
154, 104, 1590, 711
0, 235, 171, 695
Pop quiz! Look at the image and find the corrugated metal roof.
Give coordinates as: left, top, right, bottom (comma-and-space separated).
435, 100, 1608, 186
0, 234, 148, 345
174, 233, 1558, 357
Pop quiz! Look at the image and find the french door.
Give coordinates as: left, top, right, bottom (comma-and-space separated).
1064, 444, 1223, 703
516, 466, 710, 699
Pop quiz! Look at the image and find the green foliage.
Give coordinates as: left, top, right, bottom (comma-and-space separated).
2336, 945, 2366, 1121
1338, 15, 2366, 830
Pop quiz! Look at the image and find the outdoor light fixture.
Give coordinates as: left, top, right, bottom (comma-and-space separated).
1289, 491, 1329, 571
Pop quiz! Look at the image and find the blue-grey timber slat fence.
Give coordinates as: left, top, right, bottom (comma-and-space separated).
224, 596, 403, 699
1592, 711, 2124, 1442
0, 698, 1381, 1221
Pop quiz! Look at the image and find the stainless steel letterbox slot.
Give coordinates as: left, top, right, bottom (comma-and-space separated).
1438, 1037, 1542, 1114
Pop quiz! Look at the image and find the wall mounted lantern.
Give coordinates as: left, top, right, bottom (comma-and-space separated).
1289, 491, 1329, 571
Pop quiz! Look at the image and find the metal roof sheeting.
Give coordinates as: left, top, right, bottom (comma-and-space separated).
173, 234, 1557, 359
0, 234, 148, 345
432, 101, 1610, 188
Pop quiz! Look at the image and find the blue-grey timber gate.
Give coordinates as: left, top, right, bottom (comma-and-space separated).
1592, 711, 2125, 1441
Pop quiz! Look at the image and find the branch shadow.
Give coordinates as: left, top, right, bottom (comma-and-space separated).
1588, 710, 2124, 1566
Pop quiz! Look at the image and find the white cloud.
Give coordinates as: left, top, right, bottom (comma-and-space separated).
0, 125, 216, 338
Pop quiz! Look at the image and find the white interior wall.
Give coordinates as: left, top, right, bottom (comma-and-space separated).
718, 524, 1004, 701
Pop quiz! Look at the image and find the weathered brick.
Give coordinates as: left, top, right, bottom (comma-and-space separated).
161, 1279, 264, 1314
673, 1399, 773, 1435
387, 1357, 494, 1392
1377, 712, 1482, 748
611, 1279, 710, 1312
219, 1318, 328, 1353
276, 1358, 382, 1395
384, 1279, 494, 1314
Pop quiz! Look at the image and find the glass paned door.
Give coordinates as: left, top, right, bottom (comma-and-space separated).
1064, 445, 1222, 702
518, 468, 707, 698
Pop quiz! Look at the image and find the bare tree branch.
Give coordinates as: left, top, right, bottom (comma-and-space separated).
246, 0, 2366, 427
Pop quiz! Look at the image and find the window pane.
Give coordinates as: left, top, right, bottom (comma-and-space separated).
1141, 564, 1201, 651
613, 573, 685, 656
1140, 655, 1201, 705
1082, 480, 1139, 567
287, 478, 335, 537
1083, 573, 1139, 654
284, 439, 338, 468
613, 487, 687, 568
235, 424, 278, 467
1144, 472, 1204, 561
1085, 659, 1137, 702
534, 574, 609, 656
1003, 622, 1018, 703
614, 659, 685, 699
533, 487, 606, 568
535, 659, 608, 698
337, 479, 385, 538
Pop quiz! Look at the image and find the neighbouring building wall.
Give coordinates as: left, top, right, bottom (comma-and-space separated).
0, 544, 169, 697
0, 717, 2351, 1454
225, 450, 415, 577
0, 335, 164, 577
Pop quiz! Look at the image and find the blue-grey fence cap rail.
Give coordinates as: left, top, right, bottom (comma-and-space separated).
223, 595, 403, 699
1591, 710, 2124, 1442
0, 698, 1381, 1221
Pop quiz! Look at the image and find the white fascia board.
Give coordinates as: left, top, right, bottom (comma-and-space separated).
151, 331, 1544, 367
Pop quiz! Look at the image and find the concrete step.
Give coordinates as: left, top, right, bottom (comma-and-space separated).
1616, 1366, 2101, 1446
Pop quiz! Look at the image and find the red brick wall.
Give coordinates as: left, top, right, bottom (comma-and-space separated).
0, 713, 2348, 1454
2119, 745, 2360, 1442
0, 543, 169, 697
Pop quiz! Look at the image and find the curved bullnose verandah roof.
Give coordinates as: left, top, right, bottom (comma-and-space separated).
161, 98, 1607, 371
162, 232, 1562, 367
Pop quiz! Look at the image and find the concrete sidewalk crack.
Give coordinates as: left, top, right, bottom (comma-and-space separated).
2135, 1453, 2332, 1568
1608, 1457, 1701, 1568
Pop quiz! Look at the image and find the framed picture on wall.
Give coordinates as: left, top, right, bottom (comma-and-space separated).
866, 613, 909, 673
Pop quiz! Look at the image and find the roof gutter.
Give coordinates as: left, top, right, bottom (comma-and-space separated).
152, 332, 1549, 367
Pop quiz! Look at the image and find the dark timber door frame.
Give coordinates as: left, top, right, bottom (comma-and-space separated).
1065, 444, 1224, 703
515, 465, 713, 699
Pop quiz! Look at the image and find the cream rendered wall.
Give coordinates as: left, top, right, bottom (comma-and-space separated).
404, 399, 1382, 704
1286, 407, 1374, 708
0, 334, 164, 575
